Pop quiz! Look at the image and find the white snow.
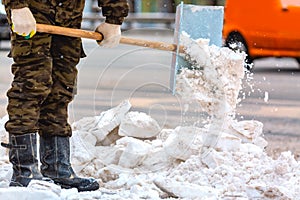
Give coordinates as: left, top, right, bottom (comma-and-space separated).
1, 34, 300, 200
264, 91, 269, 102
119, 111, 161, 139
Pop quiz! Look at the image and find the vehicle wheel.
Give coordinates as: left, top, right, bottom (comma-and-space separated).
296, 58, 300, 67
225, 32, 253, 70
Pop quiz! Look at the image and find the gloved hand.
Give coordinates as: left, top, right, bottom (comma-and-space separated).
95, 22, 121, 48
11, 7, 36, 39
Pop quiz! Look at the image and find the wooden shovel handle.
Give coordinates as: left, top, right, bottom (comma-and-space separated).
36, 24, 184, 53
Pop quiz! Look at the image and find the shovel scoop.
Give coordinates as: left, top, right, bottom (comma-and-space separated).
171, 3, 224, 94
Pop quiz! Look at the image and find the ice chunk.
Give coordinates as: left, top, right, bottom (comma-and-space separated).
230, 120, 264, 142
117, 137, 152, 168
72, 100, 131, 142
214, 132, 241, 152
28, 180, 61, 197
0, 187, 60, 200
201, 148, 225, 168
140, 148, 173, 172
154, 177, 217, 199
70, 130, 96, 173
119, 111, 161, 139
163, 126, 203, 160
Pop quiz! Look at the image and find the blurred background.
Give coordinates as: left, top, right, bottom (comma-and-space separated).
82, 0, 225, 30
85, 0, 225, 13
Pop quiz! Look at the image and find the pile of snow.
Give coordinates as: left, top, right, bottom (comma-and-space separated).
0, 35, 300, 199
176, 33, 245, 119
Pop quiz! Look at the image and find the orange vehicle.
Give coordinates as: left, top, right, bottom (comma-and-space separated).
223, 0, 300, 67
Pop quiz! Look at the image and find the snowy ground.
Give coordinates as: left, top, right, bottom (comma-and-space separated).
1, 35, 300, 200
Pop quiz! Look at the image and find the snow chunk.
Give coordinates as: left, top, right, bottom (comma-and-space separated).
163, 126, 203, 161
214, 132, 241, 152
72, 100, 131, 142
154, 177, 217, 199
201, 148, 226, 168
230, 120, 264, 142
117, 137, 152, 168
28, 180, 61, 197
0, 187, 60, 200
70, 130, 96, 173
119, 111, 161, 139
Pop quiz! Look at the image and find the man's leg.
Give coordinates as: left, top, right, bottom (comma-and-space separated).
2, 32, 53, 187
38, 35, 99, 192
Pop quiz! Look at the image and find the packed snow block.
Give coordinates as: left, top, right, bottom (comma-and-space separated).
239, 143, 264, 154
157, 128, 174, 141
246, 186, 264, 200
171, 4, 224, 93
97, 167, 121, 183
230, 120, 263, 142
78, 130, 98, 146
0, 164, 12, 188
71, 131, 96, 173
201, 148, 225, 168
0, 127, 10, 189
274, 151, 297, 175
140, 148, 173, 172
119, 111, 161, 139
63, 190, 103, 200
28, 180, 61, 197
230, 120, 268, 149
253, 137, 268, 149
94, 146, 123, 166
163, 126, 203, 161
154, 177, 217, 199
117, 137, 152, 168
214, 132, 242, 152
72, 100, 131, 142
246, 185, 291, 200
0, 117, 9, 161
0, 187, 60, 200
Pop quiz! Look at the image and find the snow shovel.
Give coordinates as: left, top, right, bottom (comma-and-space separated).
36, 3, 224, 94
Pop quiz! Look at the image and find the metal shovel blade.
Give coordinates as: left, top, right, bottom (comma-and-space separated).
170, 3, 224, 94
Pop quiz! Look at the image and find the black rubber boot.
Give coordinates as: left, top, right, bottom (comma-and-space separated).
40, 135, 99, 192
1, 133, 45, 187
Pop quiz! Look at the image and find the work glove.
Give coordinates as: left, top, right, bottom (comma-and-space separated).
11, 7, 36, 39
95, 22, 121, 48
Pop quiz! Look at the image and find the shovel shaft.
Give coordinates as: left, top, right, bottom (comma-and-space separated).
36, 24, 184, 53
36, 24, 101, 40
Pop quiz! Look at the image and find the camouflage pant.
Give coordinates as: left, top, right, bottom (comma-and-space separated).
5, 0, 86, 137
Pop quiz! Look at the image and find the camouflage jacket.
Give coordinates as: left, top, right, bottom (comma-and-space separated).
2, 0, 129, 25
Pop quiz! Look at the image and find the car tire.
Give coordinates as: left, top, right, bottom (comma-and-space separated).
296, 58, 300, 67
225, 32, 253, 70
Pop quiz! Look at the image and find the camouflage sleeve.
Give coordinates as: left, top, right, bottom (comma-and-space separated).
98, 0, 129, 25
2, 0, 29, 9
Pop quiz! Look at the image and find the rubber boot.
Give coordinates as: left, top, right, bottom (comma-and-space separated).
40, 135, 99, 192
1, 133, 45, 187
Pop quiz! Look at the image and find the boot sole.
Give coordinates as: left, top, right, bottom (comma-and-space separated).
56, 181, 100, 192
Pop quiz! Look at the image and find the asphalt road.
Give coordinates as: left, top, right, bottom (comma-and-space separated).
1, 29, 300, 157
238, 58, 300, 137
